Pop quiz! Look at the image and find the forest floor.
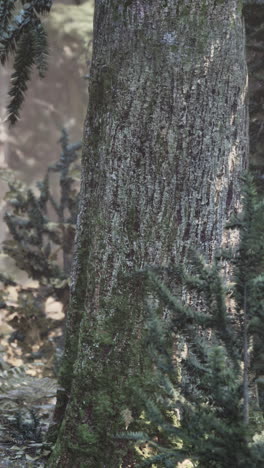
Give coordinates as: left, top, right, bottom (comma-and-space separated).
0, 287, 64, 467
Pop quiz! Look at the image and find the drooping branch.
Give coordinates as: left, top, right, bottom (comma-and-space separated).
0, 0, 52, 124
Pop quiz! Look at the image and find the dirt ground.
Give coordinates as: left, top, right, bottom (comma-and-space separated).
0, 289, 64, 467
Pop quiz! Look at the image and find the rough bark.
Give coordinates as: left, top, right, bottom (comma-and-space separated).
48, 1, 248, 466
244, 2, 264, 170
243, 2, 264, 413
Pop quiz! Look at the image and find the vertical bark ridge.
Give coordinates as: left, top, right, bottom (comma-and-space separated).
49, 1, 248, 466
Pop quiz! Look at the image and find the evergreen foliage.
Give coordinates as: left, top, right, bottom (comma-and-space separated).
0, 0, 52, 124
121, 174, 264, 468
1, 128, 80, 285
0, 129, 81, 351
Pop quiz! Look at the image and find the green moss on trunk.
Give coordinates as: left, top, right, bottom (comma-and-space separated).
48, 0, 248, 466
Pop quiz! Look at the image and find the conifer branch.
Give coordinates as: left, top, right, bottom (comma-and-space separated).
7, 28, 35, 125
0, 0, 17, 32
0, 0, 53, 124
122, 174, 264, 467
31, 19, 48, 78
243, 286, 249, 425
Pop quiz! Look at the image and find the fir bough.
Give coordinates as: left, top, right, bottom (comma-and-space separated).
122, 174, 264, 467
0, 129, 81, 350
1, 128, 81, 286
0, 0, 52, 124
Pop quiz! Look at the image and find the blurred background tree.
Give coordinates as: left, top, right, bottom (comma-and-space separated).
0, 0, 94, 275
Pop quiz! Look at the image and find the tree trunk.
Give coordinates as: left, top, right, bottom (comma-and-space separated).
48, 1, 248, 466
243, 1, 264, 414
